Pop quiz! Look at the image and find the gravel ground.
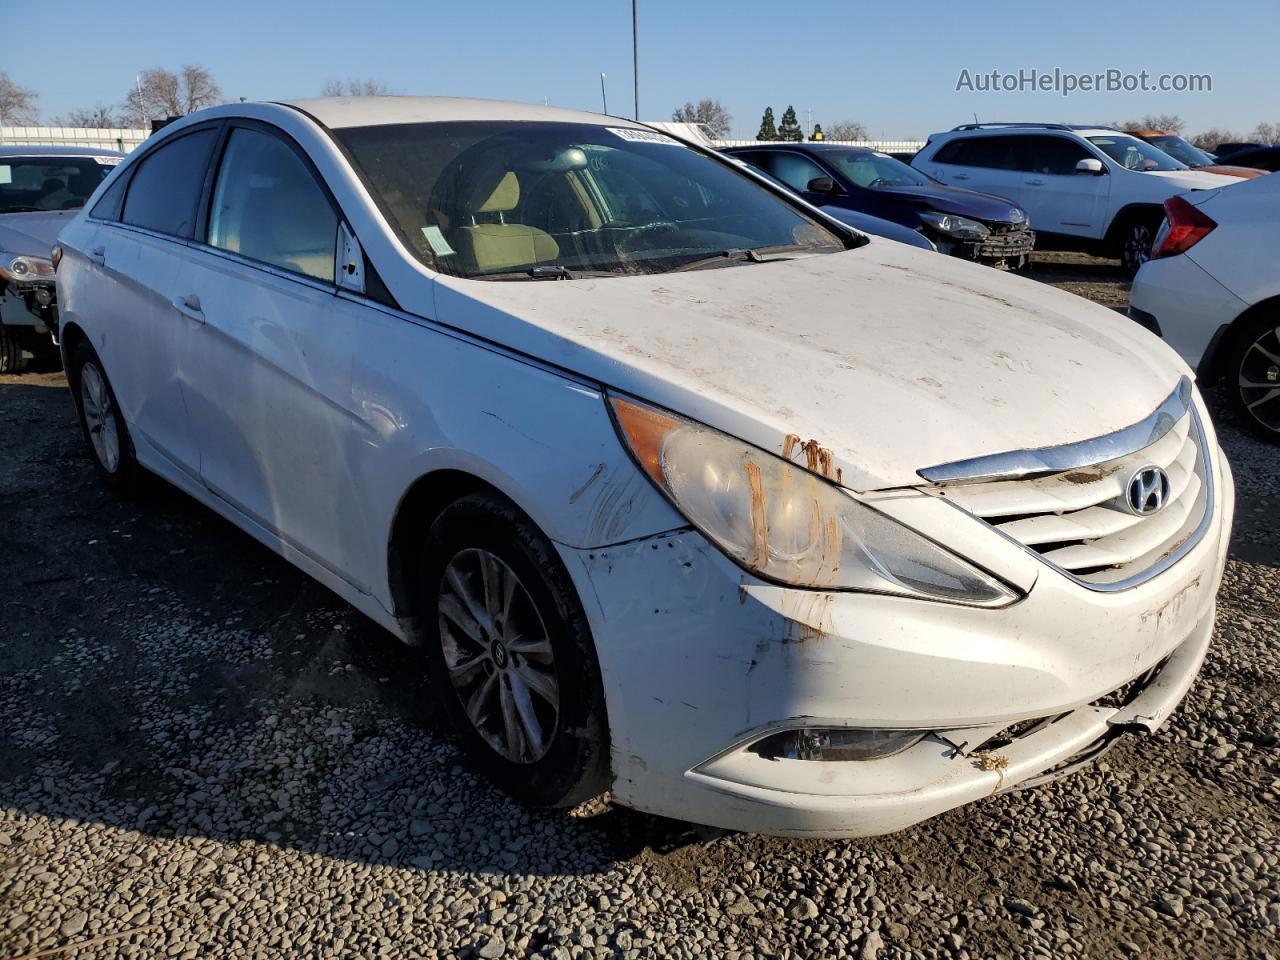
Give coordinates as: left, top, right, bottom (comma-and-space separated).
2, 253, 1278, 959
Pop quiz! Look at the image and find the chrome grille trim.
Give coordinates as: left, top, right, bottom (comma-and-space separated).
918, 377, 1192, 484
928, 401, 1215, 593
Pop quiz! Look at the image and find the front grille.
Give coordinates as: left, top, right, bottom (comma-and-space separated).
926, 404, 1209, 586
977, 226, 1035, 257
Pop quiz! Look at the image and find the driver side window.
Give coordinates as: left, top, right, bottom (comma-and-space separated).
760, 152, 829, 193
207, 127, 339, 282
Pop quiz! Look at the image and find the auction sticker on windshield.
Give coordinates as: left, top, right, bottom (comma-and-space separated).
608, 127, 680, 145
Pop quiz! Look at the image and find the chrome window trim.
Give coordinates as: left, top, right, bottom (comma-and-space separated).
918, 377, 1192, 484
936, 401, 1215, 593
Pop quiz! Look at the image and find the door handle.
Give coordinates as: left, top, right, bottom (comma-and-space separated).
1026, 179, 1046, 186
173, 294, 205, 323
88, 246, 106, 265
951, 173, 969, 180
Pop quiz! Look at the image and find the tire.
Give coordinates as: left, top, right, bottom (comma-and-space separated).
0, 324, 30, 374
70, 340, 142, 494
1222, 312, 1280, 443
1118, 213, 1161, 276
419, 492, 610, 808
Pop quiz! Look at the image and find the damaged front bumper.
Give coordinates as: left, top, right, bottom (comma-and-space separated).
935, 225, 1036, 269
558, 452, 1232, 838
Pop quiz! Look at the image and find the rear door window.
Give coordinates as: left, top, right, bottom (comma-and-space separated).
206, 127, 339, 282
936, 136, 1024, 171
758, 152, 830, 192
121, 128, 218, 237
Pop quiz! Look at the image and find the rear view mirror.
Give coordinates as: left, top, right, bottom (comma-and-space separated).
1076, 158, 1105, 175
806, 176, 838, 194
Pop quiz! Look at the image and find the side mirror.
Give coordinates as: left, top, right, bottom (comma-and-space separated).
336, 222, 365, 294
1075, 158, 1105, 175
806, 176, 838, 194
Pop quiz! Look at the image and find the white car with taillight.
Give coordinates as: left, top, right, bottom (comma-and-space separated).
1130, 173, 1280, 441
53, 98, 1234, 837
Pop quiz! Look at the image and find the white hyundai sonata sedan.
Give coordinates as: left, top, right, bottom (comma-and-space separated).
54, 98, 1234, 837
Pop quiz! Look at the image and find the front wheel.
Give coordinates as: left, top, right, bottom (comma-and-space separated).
419, 493, 610, 808
1224, 313, 1280, 442
0, 324, 31, 373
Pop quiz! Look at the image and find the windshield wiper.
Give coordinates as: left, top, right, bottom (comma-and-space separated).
476, 265, 620, 281
0, 205, 46, 214
670, 245, 806, 273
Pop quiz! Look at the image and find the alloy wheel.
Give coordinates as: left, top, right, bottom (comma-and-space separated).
437, 547, 560, 764
1124, 223, 1153, 272
1237, 324, 1280, 436
80, 362, 121, 473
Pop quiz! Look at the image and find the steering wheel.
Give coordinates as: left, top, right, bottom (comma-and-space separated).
866, 177, 887, 188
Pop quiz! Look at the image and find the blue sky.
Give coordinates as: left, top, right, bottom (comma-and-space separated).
10, 0, 1278, 139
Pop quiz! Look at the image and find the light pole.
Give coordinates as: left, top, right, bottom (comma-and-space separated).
600, 72, 608, 115
632, 0, 639, 120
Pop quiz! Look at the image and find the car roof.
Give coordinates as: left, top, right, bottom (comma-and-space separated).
725, 143, 875, 154
0, 145, 127, 158
937, 125, 1116, 139
275, 96, 638, 131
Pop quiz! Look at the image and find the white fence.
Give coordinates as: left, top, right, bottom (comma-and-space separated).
714, 138, 927, 154
0, 126, 151, 153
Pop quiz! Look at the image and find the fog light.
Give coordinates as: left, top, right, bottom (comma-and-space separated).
749, 727, 926, 762
34, 287, 53, 307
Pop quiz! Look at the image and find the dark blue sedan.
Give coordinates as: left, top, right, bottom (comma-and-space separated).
724, 143, 1035, 268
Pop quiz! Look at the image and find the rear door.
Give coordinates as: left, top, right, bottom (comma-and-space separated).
177, 121, 373, 589
83, 125, 220, 475
1016, 135, 1110, 238
925, 135, 1027, 207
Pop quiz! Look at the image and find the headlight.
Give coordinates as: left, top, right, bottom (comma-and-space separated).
0, 254, 55, 282
609, 395, 1017, 606
917, 211, 991, 240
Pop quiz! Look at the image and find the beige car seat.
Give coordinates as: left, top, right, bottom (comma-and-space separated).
452, 171, 560, 272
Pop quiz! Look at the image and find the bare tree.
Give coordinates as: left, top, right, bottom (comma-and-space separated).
53, 104, 120, 128
322, 79, 393, 97
1251, 121, 1280, 144
0, 71, 39, 125
1188, 127, 1241, 150
825, 120, 868, 141
123, 66, 223, 126
1115, 114, 1185, 134
671, 99, 732, 139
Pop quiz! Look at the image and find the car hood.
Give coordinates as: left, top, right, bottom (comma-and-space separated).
872, 183, 1026, 224
431, 241, 1187, 492
1196, 163, 1266, 179
819, 206, 936, 251
0, 210, 74, 258
1142, 169, 1241, 191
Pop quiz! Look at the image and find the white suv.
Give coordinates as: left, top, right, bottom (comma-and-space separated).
912, 124, 1238, 274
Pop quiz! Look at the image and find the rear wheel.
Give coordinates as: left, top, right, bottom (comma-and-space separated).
1118, 214, 1161, 276
419, 493, 610, 807
71, 340, 142, 493
1224, 313, 1280, 442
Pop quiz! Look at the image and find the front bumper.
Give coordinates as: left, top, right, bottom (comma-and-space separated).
936, 225, 1035, 267
560, 448, 1233, 837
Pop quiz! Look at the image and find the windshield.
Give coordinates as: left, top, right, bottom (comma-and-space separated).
1146, 135, 1216, 167
1087, 135, 1188, 172
336, 121, 847, 279
0, 156, 117, 214
827, 150, 932, 188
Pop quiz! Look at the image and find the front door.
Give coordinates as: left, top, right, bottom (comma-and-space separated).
178, 122, 372, 589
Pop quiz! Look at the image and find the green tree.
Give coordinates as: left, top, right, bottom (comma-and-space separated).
778, 105, 803, 142
809, 123, 825, 142
756, 106, 779, 141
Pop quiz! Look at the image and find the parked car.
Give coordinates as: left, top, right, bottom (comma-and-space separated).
1130, 130, 1264, 179
724, 143, 1033, 269
0, 146, 125, 371
56, 98, 1233, 838
1130, 174, 1280, 441
722, 156, 937, 252
1214, 142, 1265, 157
1209, 144, 1280, 173
912, 123, 1238, 274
